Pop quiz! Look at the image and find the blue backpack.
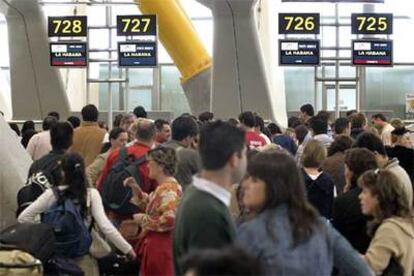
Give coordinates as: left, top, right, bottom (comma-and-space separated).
41, 188, 92, 258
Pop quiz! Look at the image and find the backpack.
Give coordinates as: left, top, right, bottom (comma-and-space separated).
16, 171, 53, 217
101, 147, 146, 215
41, 188, 92, 258
0, 223, 55, 263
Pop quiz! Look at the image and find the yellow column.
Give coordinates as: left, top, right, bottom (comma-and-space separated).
138, 0, 212, 83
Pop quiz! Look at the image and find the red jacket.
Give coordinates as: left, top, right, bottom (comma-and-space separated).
97, 142, 157, 194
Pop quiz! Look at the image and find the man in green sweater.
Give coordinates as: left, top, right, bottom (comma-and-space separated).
173, 120, 247, 275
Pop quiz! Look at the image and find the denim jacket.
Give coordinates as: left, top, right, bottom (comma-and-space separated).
236, 206, 372, 276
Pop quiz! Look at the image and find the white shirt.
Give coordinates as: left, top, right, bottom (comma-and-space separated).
381, 123, 394, 146
18, 188, 132, 254
192, 176, 231, 207
102, 132, 110, 143
26, 131, 52, 160
313, 134, 334, 148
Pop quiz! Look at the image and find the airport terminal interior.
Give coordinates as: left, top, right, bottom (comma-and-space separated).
0, 0, 413, 275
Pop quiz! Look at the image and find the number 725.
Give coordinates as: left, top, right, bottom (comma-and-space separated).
356, 16, 387, 32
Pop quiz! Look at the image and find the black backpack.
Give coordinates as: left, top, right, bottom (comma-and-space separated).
16, 171, 54, 217
101, 147, 146, 215
0, 223, 55, 263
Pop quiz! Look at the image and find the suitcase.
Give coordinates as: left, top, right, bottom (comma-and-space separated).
97, 253, 139, 276
0, 248, 43, 276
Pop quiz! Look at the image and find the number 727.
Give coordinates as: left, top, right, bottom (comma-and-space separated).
122, 18, 151, 33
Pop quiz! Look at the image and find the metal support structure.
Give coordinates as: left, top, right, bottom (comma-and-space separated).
316, 77, 358, 82
313, 33, 318, 110
356, 66, 360, 111
359, 66, 367, 112
152, 67, 161, 110
39, 1, 140, 6
87, 78, 127, 83
314, 4, 361, 118
86, 25, 90, 104
82, 0, 137, 123
334, 3, 340, 119
357, 3, 375, 114
106, 0, 113, 128
118, 59, 124, 111
325, 84, 356, 90
125, 68, 129, 112
124, 36, 133, 113
314, 66, 318, 111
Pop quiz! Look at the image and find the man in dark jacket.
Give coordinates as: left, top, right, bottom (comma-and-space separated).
332, 148, 377, 253
349, 112, 367, 139
27, 122, 74, 187
354, 132, 413, 207
163, 115, 201, 189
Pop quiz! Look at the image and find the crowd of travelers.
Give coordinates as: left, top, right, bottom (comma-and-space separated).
1, 103, 413, 276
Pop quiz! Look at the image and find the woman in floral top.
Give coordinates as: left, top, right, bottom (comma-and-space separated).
124, 146, 182, 276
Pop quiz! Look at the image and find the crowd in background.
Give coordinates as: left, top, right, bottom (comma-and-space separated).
2, 102, 414, 276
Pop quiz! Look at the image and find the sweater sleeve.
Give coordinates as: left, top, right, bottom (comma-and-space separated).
364, 223, 400, 275
18, 189, 56, 223
327, 221, 373, 276
89, 188, 132, 254
130, 186, 149, 211
139, 185, 181, 232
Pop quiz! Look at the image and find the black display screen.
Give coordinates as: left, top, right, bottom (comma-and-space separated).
50, 42, 87, 67
352, 40, 393, 66
279, 40, 320, 66
118, 42, 157, 67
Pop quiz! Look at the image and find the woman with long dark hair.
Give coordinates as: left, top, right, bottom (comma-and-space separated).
18, 153, 136, 274
21, 120, 35, 135
359, 169, 414, 276
21, 120, 37, 148
237, 150, 372, 275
